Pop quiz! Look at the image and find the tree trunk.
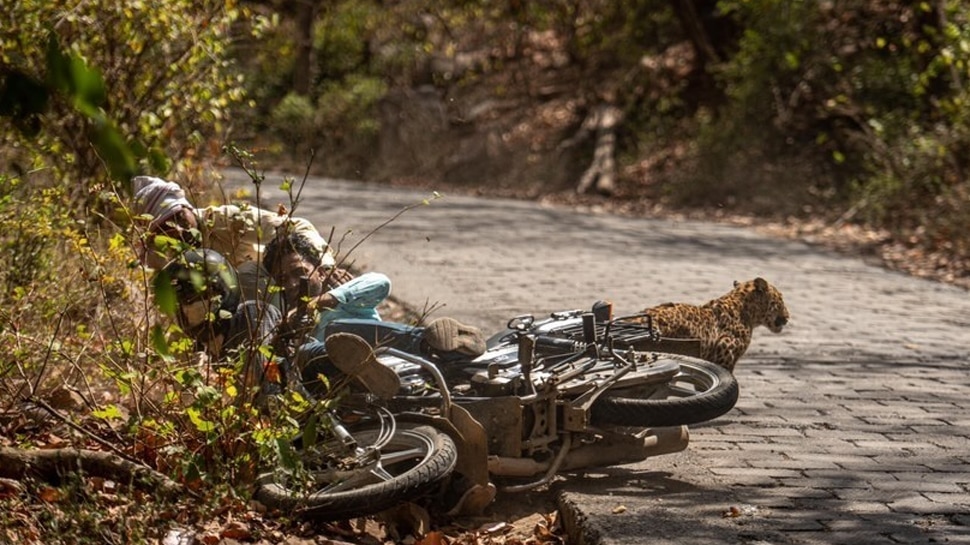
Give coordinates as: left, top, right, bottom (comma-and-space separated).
670, 0, 721, 70
573, 105, 622, 196
0, 446, 183, 499
292, 0, 316, 95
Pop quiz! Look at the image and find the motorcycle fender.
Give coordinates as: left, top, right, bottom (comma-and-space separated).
400, 410, 497, 516
395, 410, 490, 489
447, 404, 492, 489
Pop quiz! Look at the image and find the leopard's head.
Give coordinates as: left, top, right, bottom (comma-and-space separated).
734, 277, 790, 333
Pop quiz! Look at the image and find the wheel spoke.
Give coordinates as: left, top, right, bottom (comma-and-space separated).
379, 445, 428, 466
310, 430, 435, 491
370, 466, 395, 481
313, 467, 378, 494
666, 383, 699, 397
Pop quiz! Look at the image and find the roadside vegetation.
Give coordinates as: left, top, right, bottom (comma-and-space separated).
1, 1, 968, 543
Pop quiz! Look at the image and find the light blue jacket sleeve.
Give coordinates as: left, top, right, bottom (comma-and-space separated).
312, 272, 391, 340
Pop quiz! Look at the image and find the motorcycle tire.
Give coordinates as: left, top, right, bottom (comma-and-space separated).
255, 422, 458, 521
590, 355, 739, 427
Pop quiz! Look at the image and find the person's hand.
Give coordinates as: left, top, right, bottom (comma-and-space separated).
307, 292, 339, 312
322, 267, 354, 291
281, 305, 317, 340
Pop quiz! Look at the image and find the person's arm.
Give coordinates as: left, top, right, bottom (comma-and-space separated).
306, 272, 391, 340
313, 271, 391, 312
199, 203, 335, 266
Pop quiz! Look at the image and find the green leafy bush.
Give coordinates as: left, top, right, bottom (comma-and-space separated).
270, 92, 317, 154
0, 176, 65, 291
316, 74, 386, 142
679, 1, 970, 234
0, 0, 249, 206
0, 5, 306, 537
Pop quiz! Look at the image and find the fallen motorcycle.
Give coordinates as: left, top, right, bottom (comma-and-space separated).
255, 301, 739, 519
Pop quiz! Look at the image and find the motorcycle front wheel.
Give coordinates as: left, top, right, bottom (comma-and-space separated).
590, 356, 739, 427
255, 421, 458, 521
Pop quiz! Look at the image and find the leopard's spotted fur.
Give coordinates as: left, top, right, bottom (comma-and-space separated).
639, 278, 789, 372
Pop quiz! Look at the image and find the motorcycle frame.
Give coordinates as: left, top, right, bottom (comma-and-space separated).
374, 329, 691, 495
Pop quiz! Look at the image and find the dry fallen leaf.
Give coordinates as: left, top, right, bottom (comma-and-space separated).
611, 505, 626, 514
38, 433, 68, 449
0, 478, 25, 499
416, 530, 446, 545
382, 501, 431, 540
722, 504, 758, 518
162, 527, 193, 545
221, 520, 252, 540
263, 360, 281, 384
478, 521, 509, 534
37, 486, 62, 503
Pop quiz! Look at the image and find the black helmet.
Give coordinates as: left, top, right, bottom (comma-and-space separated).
162, 249, 240, 338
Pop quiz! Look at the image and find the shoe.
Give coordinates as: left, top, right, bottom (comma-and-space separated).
325, 333, 401, 399
423, 318, 486, 358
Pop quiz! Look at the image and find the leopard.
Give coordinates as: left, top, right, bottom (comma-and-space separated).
637, 278, 790, 372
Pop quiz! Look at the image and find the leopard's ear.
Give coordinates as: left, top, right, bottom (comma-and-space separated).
754, 277, 769, 290
733, 280, 740, 288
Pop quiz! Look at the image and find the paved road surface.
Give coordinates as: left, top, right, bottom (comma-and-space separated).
224, 169, 970, 544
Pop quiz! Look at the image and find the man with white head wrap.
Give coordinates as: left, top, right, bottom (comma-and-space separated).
132, 177, 193, 231
132, 175, 332, 301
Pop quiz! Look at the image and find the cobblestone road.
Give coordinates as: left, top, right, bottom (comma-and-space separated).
225, 170, 970, 544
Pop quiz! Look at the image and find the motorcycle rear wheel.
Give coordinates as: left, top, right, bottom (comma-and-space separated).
590, 356, 739, 427
255, 421, 458, 521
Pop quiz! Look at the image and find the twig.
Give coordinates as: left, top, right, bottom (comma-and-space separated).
28, 308, 66, 398
337, 192, 443, 268
28, 398, 135, 462
287, 148, 316, 217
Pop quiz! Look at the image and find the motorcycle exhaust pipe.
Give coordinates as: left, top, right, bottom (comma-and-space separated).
561, 425, 689, 470
487, 425, 689, 477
